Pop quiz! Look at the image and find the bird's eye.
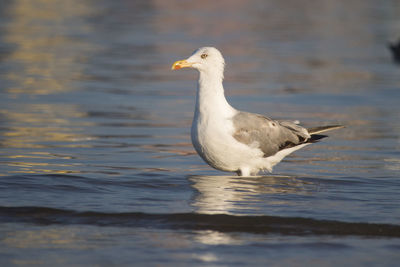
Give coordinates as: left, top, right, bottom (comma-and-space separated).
201, 53, 208, 59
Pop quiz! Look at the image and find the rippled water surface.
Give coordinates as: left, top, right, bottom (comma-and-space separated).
1, 0, 400, 266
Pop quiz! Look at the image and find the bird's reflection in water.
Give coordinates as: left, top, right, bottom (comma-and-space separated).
189, 175, 315, 215
189, 174, 317, 246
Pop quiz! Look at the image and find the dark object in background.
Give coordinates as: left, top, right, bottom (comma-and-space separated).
389, 39, 400, 63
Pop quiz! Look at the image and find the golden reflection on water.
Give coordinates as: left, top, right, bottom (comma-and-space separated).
0, 0, 99, 175
0, 106, 92, 149
0, 104, 93, 174
3, 0, 97, 95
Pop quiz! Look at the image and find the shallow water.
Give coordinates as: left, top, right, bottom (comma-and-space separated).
1, 0, 400, 266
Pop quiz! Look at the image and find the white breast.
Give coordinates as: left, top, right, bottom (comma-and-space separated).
191, 113, 264, 172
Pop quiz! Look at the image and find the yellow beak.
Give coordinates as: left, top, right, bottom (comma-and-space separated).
171, 59, 193, 70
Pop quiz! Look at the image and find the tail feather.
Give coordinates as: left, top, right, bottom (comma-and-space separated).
307, 125, 344, 135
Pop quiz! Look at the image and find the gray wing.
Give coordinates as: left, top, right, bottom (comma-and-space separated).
232, 112, 311, 157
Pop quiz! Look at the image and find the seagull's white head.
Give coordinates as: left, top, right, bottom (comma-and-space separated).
171, 47, 225, 80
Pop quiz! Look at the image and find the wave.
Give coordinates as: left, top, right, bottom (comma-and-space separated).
1, 206, 399, 237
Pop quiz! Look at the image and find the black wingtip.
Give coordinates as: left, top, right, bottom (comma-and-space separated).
308, 134, 328, 143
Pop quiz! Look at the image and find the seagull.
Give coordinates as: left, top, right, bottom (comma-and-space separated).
171, 47, 343, 176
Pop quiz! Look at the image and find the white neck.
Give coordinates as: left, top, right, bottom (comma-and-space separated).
194, 70, 235, 119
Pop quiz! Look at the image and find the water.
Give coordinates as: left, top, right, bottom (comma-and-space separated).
1, 0, 400, 266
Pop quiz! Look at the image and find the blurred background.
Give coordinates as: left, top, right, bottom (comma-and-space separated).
0, 0, 400, 266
